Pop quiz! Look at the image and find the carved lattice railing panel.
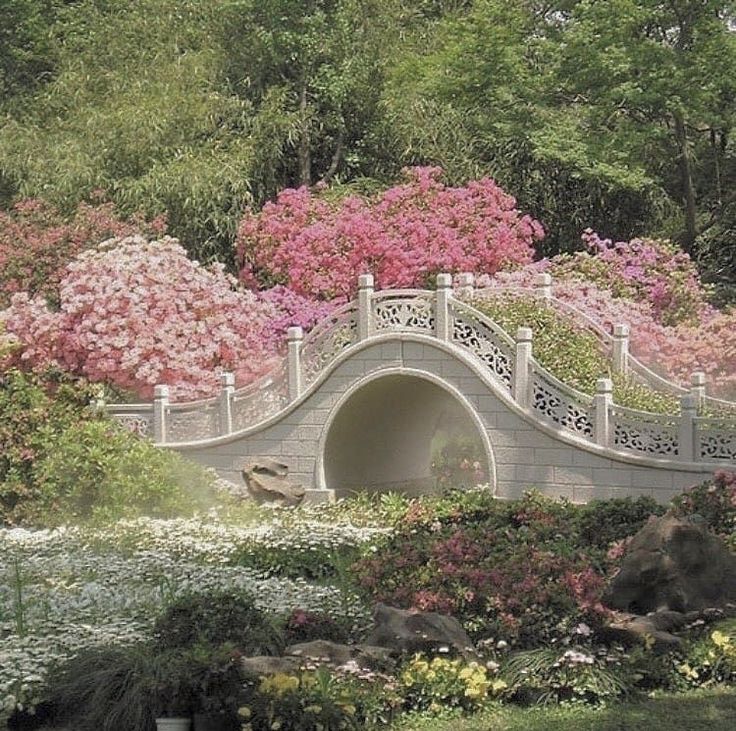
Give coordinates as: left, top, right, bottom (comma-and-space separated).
166, 401, 220, 442
372, 291, 435, 333
301, 303, 358, 387
695, 418, 736, 462
611, 405, 679, 457
232, 363, 289, 432
113, 408, 154, 438
531, 365, 594, 437
449, 301, 514, 391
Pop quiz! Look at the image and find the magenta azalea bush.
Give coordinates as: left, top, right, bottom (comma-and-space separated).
1, 236, 281, 400
236, 167, 543, 299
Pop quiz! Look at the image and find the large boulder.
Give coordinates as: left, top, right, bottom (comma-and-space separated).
603, 514, 736, 614
364, 603, 478, 660
242, 458, 305, 506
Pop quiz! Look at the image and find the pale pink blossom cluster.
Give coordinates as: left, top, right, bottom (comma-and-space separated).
1, 237, 281, 401
236, 166, 543, 299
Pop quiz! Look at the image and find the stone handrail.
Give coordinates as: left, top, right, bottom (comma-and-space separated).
107, 273, 736, 463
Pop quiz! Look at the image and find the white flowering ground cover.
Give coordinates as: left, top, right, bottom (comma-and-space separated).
0, 507, 391, 724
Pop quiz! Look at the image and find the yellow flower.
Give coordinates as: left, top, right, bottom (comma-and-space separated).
238, 706, 252, 719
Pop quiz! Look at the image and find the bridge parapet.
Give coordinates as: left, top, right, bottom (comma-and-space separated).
107, 274, 736, 466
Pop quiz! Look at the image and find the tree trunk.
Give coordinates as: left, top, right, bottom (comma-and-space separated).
298, 79, 311, 186
673, 109, 697, 251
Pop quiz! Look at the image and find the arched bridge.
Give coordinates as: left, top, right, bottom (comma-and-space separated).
108, 274, 736, 503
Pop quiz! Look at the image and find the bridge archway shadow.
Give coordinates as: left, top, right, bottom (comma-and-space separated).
321, 372, 493, 498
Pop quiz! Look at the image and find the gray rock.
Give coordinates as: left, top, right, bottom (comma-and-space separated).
364, 603, 478, 660
242, 458, 305, 506
603, 514, 736, 614
240, 655, 301, 676
285, 640, 394, 670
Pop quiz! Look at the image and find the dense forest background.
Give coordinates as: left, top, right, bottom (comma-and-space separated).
1, 0, 735, 294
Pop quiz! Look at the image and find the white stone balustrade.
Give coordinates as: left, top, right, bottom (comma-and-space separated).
612, 324, 630, 374
287, 326, 304, 401
513, 327, 533, 409
535, 272, 553, 300
219, 372, 235, 435
153, 385, 169, 444
357, 273, 374, 341
109, 273, 735, 470
435, 272, 452, 341
594, 378, 613, 447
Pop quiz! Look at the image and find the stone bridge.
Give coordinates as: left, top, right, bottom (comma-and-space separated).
108, 274, 736, 503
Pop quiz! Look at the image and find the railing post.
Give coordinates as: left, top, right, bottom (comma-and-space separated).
594, 378, 613, 447
690, 371, 706, 409
435, 272, 452, 341
456, 272, 475, 298
357, 274, 374, 341
535, 272, 553, 300
513, 327, 533, 408
219, 371, 235, 435
679, 393, 697, 461
287, 326, 304, 401
153, 385, 169, 444
612, 324, 630, 374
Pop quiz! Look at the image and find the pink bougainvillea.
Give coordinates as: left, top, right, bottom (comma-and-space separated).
2, 236, 282, 401
236, 167, 543, 299
0, 196, 167, 307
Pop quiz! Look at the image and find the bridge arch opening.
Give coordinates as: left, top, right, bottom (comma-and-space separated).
321, 373, 493, 497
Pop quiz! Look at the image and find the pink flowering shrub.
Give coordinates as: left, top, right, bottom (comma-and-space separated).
2, 237, 280, 400
481, 233, 735, 399
258, 285, 339, 345
0, 197, 166, 307
558, 231, 713, 326
236, 167, 543, 299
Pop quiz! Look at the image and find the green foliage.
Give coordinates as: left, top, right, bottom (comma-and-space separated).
0, 368, 217, 525
431, 437, 487, 491
678, 619, 736, 688
31, 419, 216, 524
46, 642, 242, 731
0, 369, 98, 523
575, 497, 665, 552
472, 295, 608, 394
240, 665, 399, 731
153, 590, 285, 656
670, 470, 736, 538
502, 646, 629, 705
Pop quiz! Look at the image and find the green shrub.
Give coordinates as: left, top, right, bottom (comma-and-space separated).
46, 642, 242, 731
30, 419, 216, 524
153, 590, 284, 656
670, 470, 736, 539
0, 369, 98, 523
574, 497, 665, 551
502, 647, 629, 705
